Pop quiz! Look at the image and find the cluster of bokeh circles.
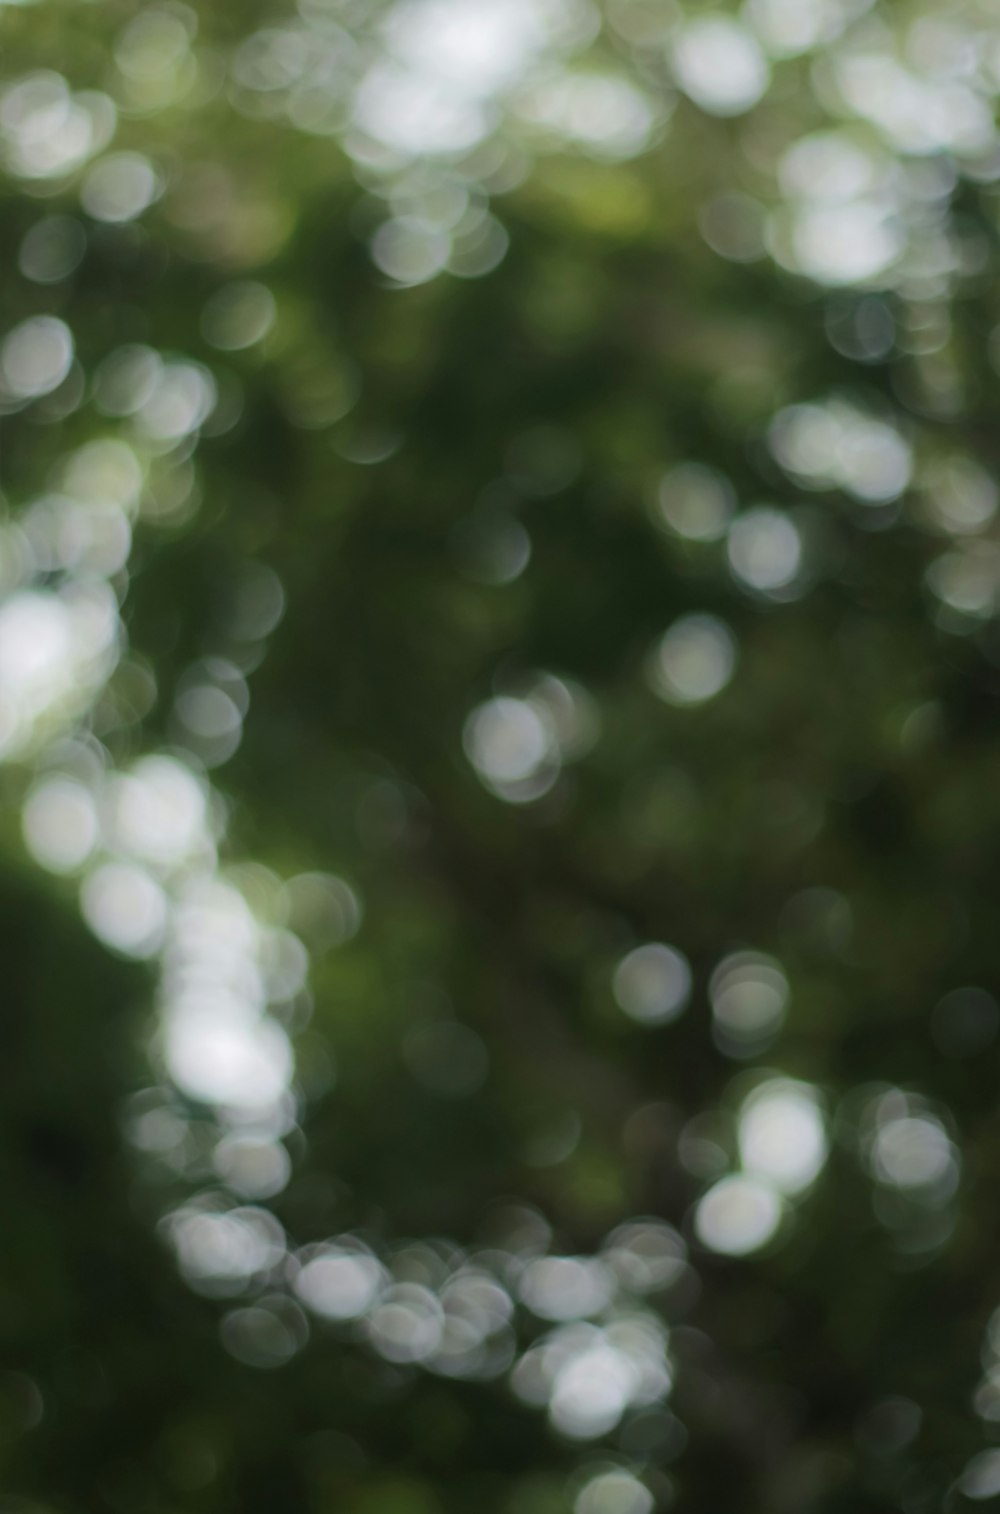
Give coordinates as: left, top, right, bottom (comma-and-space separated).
7, 0, 1000, 1503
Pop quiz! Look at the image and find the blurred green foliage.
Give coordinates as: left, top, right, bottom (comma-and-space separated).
5, 0, 1000, 1511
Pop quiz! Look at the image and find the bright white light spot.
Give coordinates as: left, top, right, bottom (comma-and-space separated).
81, 151, 159, 223
603, 1220, 687, 1292
116, 7, 195, 85
165, 999, 293, 1110
81, 861, 167, 958
779, 132, 879, 202
354, 0, 597, 158
673, 18, 769, 116
296, 1246, 385, 1320
175, 684, 242, 747
769, 404, 838, 486
553, 1344, 638, 1435
371, 217, 452, 285
449, 1265, 513, 1311
922, 457, 998, 536
960, 1450, 1000, 1501
710, 951, 789, 1051
31, 494, 132, 578
0, 588, 118, 758
770, 401, 912, 503
214, 1135, 291, 1200
368, 1284, 444, 1362
433, 1297, 501, 1367
0, 72, 115, 180
658, 462, 735, 541
872, 1115, 953, 1190
135, 361, 216, 441
518, 74, 655, 160
746, 0, 839, 57
464, 695, 557, 800
576, 1470, 653, 1514
449, 213, 510, 279
613, 943, 691, 1025
232, 26, 311, 92
650, 614, 736, 706
353, 62, 489, 155
773, 132, 900, 288
926, 544, 1000, 620
94, 346, 162, 418
1, 316, 73, 399
67, 455, 121, 531
550, 1345, 635, 1438
64, 438, 144, 512
519, 1257, 615, 1321
387, 0, 553, 94
528, 673, 599, 760
787, 201, 902, 286
695, 1175, 782, 1255
738, 1079, 827, 1195
727, 507, 801, 592
261, 928, 309, 1003
170, 1204, 286, 1288
111, 756, 207, 868
512, 1316, 670, 1436
22, 777, 99, 873
834, 52, 994, 157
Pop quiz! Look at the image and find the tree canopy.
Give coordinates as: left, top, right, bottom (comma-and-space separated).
4, 1, 1000, 1510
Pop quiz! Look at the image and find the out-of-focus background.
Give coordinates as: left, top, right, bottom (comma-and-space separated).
3, 0, 1000, 1509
